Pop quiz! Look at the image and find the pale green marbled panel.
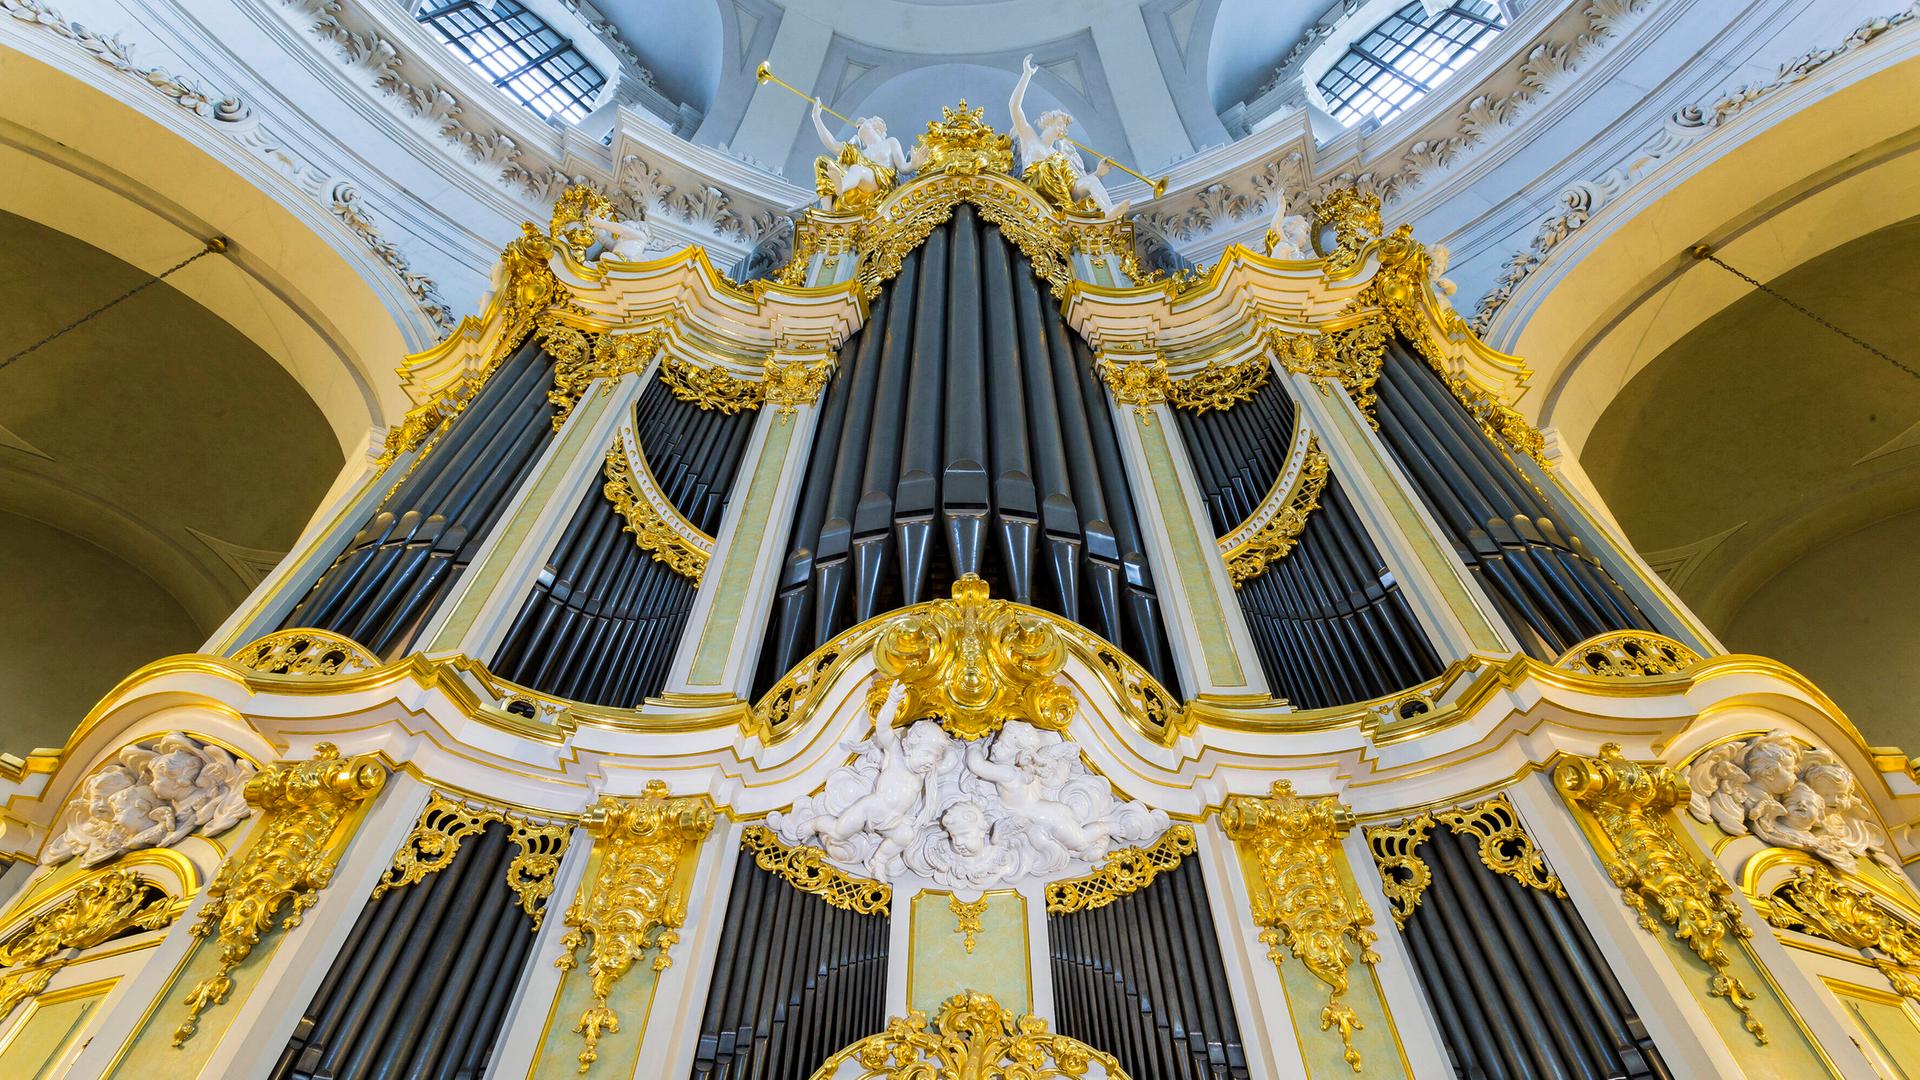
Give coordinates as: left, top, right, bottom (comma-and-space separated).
907, 891, 1030, 1019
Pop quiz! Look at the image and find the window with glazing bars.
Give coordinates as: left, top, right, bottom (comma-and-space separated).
1316, 1, 1505, 126
416, 0, 606, 124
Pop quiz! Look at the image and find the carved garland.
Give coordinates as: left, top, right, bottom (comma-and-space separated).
1365, 793, 1564, 929
1555, 744, 1767, 1043
807, 990, 1130, 1080
0, 869, 177, 1019
602, 444, 710, 583
557, 783, 714, 1074
739, 825, 891, 915
949, 896, 988, 954
1765, 865, 1920, 1001
173, 744, 386, 1046
1044, 825, 1197, 914
371, 790, 571, 928
1222, 781, 1380, 1072
657, 354, 764, 414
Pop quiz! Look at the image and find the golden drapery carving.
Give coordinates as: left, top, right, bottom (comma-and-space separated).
1222, 780, 1379, 1072
807, 990, 1130, 1080
1224, 443, 1329, 588
232, 628, 379, 676
872, 574, 1075, 741
173, 744, 386, 1046
740, 825, 891, 915
1555, 744, 1767, 1043
602, 444, 710, 583
658, 354, 764, 413
1555, 632, 1701, 677
556, 782, 714, 1073
371, 790, 571, 928
1766, 864, 1920, 1000
948, 896, 988, 954
0, 868, 176, 1019
1045, 825, 1197, 914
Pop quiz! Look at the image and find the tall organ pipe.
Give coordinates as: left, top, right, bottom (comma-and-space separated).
753, 208, 1179, 698
490, 374, 757, 706
286, 341, 556, 657
1372, 342, 1655, 657
1175, 378, 1441, 708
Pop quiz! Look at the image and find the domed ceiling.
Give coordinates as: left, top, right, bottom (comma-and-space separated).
598, 0, 1324, 183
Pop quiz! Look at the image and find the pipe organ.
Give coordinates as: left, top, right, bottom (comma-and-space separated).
2, 103, 1914, 1080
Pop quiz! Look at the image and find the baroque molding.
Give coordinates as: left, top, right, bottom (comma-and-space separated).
234, 628, 380, 676
602, 441, 711, 584
1553, 631, 1700, 677
739, 825, 891, 915
1043, 824, 1196, 914
1471, 6, 1919, 335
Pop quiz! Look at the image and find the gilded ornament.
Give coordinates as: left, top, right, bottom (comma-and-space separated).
1045, 825, 1196, 914
1364, 816, 1434, 929
772, 212, 861, 289
556, 782, 714, 1074
538, 318, 660, 431
740, 825, 891, 915
806, 990, 1130, 1080
752, 642, 844, 741
912, 101, 1015, 177
1555, 744, 1767, 1043
871, 574, 1075, 741
1221, 780, 1380, 1072
372, 791, 572, 929
658, 354, 765, 414
948, 895, 988, 954
233, 628, 378, 676
0, 868, 175, 1018
1164, 354, 1271, 413
1435, 795, 1566, 898
1224, 444, 1329, 588
763, 352, 836, 420
499, 222, 566, 336
173, 744, 386, 1046
1099, 355, 1170, 424
603, 444, 709, 583
550, 185, 619, 261
1311, 189, 1383, 274
852, 167, 1080, 302
1556, 632, 1701, 678
376, 384, 470, 468
1765, 865, 1920, 1000
1272, 320, 1390, 418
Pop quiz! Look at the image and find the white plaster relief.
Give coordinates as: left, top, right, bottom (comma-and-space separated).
1688, 733, 1901, 875
769, 689, 1169, 890
42, 734, 258, 867
1470, 6, 1919, 334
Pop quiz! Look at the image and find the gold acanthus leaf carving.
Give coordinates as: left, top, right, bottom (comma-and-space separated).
173, 744, 386, 1046
871, 574, 1075, 741
1555, 744, 1767, 1043
233, 628, 379, 676
603, 444, 709, 583
807, 990, 1131, 1080
658, 354, 764, 414
1046, 825, 1197, 914
549, 185, 617, 261
1224, 444, 1329, 588
1311, 188, 1383, 274
372, 790, 571, 929
536, 319, 663, 431
556, 782, 714, 1074
1766, 865, 1920, 1001
740, 825, 890, 915
763, 352, 835, 420
1434, 794, 1566, 899
1556, 632, 1701, 678
948, 896, 988, 954
1165, 354, 1271, 413
0, 868, 176, 1018
1222, 780, 1379, 1072
1271, 320, 1391, 420
1099, 355, 1170, 424
1364, 816, 1434, 930
913, 100, 1015, 177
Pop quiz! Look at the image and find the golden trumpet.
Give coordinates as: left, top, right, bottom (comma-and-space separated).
756, 60, 1168, 198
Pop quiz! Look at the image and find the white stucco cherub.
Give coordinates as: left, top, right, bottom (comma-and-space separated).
1009, 54, 1128, 220
1265, 195, 1312, 260
964, 722, 1114, 867
800, 682, 953, 877
588, 213, 653, 263
809, 100, 923, 214
1429, 243, 1458, 298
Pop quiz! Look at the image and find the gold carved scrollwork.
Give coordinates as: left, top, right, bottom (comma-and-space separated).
1045, 825, 1196, 914
948, 896, 988, 954
0, 869, 176, 1018
1224, 444, 1329, 588
233, 628, 379, 676
740, 825, 891, 915
763, 352, 836, 420
1272, 320, 1391, 419
371, 791, 572, 929
914, 101, 1015, 177
557, 782, 714, 1074
173, 744, 386, 1046
603, 444, 709, 583
658, 354, 765, 414
1555, 744, 1767, 1043
1311, 189, 1383, 274
872, 574, 1075, 741
1099, 355, 1170, 424
1364, 816, 1434, 930
536, 319, 662, 431
1165, 355, 1271, 413
857, 172, 1079, 302
1434, 794, 1565, 898
1766, 865, 1920, 1000
550, 186, 618, 261
1555, 632, 1701, 678
1222, 781, 1380, 1072
807, 990, 1130, 1080
377, 383, 471, 469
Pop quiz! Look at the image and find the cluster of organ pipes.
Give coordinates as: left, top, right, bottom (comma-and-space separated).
755, 206, 1180, 697
490, 377, 756, 706
285, 342, 555, 658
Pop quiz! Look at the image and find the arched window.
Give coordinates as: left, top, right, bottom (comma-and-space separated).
416, 0, 607, 124
1316, 1, 1505, 126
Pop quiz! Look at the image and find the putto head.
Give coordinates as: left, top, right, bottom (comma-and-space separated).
1037, 109, 1072, 141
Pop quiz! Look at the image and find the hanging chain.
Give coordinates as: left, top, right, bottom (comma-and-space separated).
1691, 243, 1920, 382
0, 237, 229, 375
